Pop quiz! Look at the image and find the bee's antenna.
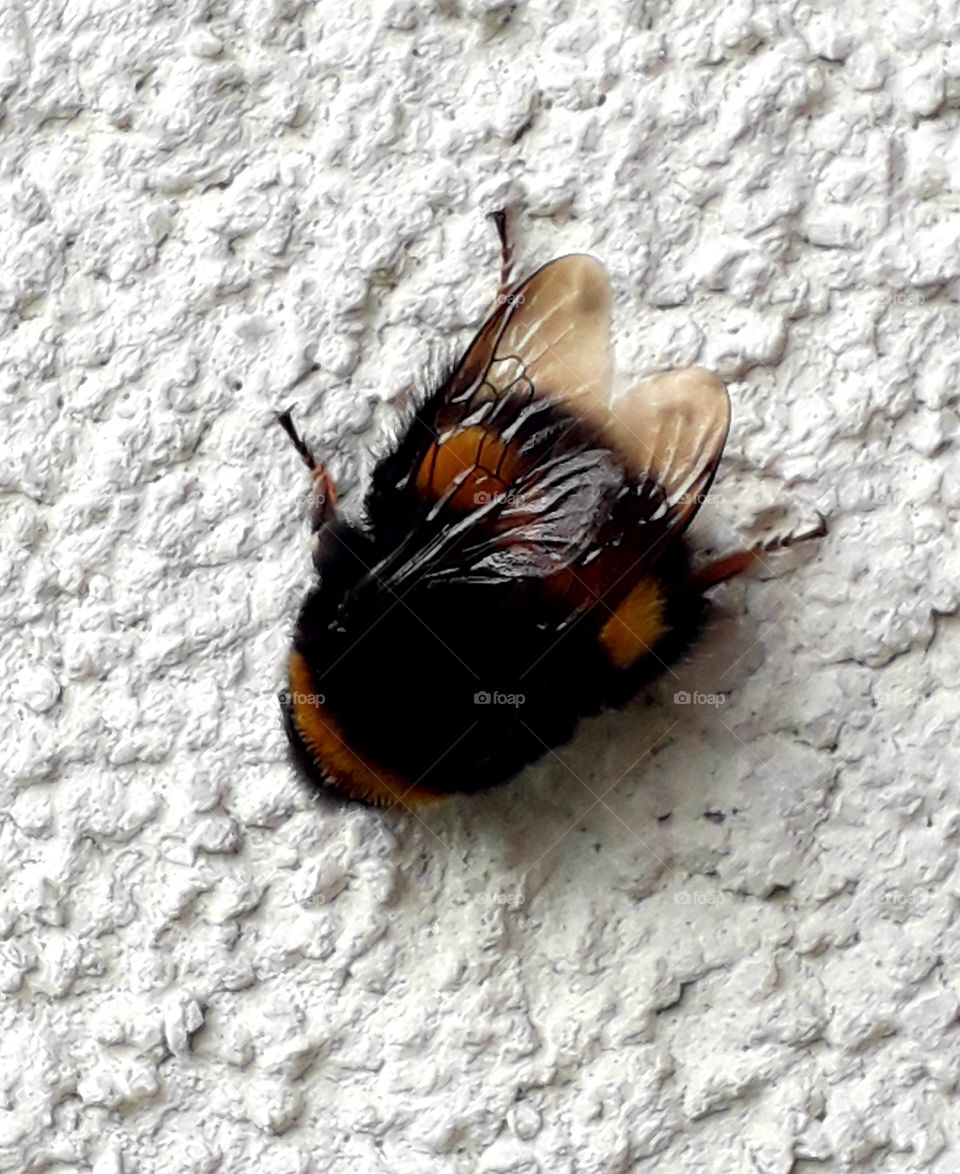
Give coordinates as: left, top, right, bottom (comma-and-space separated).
278, 409, 316, 471
488, 208, 516, 299
278, 409, 339, 525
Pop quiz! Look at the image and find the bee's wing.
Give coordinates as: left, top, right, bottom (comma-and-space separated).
426, 259, 727, 547
370, 259, 728, 595
436, 253, 614, 434
369, 256, 619, 588
607, 367, 731, 539
399, 446, 624, 589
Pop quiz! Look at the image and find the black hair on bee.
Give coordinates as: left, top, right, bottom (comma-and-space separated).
278, 210, 825, 807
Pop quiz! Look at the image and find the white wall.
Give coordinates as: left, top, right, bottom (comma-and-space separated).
3, 0, 959, 1170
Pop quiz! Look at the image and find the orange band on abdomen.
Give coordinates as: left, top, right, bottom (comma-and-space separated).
287, 650, 445, 807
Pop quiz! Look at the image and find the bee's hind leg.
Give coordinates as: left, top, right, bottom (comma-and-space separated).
690, 513, 827, 591
487, 208, 516, 305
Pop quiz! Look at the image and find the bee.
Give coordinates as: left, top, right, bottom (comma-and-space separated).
278, 211, 825, 807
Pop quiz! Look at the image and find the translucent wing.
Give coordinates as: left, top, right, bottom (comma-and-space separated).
510, 372, 731, 617
607, 367, 731, 539
368, 255, 621, 589
439, 253, 613, 432
367, 258, 729, 601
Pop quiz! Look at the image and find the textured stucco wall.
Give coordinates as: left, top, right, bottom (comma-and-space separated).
3, 0, 960, 1170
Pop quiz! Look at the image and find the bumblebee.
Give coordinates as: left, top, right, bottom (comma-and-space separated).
278, 212, 824, 807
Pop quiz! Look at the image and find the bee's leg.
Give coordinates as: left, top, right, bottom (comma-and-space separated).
763, 511, 828, 551
488, 208, 516, 304
689, 548, 759, 591
690, 513, 827, 591
278, 410, 338, 529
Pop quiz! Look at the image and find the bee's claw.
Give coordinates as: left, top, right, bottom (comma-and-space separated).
760, 512, 828, 554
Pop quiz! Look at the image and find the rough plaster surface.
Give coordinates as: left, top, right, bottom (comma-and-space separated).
2, 0, 960, 1170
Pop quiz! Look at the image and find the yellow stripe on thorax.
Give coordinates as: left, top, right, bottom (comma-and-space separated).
415, 426, 523, 511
